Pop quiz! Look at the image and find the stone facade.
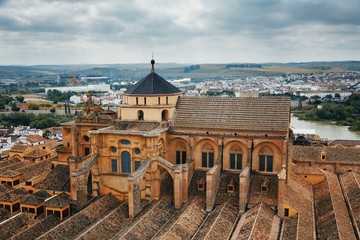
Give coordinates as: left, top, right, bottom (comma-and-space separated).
59, 61, 292, 220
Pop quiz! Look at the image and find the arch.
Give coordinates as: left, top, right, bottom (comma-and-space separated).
194, 138, 217, 169
137, 110, 144, 120
168, 137, 190, 165
201, 144, 215, 168
161, 109, 169, 121
224, 141, 247, 171
121, 151, 131, 173
252, 142, 282, 173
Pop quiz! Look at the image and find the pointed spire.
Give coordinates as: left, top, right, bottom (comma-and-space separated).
151, 54, 155, 73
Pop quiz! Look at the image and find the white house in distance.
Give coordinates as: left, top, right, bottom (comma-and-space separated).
13, 126, 43, 136
45, 84, 111, 93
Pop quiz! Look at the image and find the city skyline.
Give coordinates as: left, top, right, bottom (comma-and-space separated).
0, 0, 359, 65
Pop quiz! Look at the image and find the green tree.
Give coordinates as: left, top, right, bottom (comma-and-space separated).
15, 95, 24, 103
11, 103, 20, 112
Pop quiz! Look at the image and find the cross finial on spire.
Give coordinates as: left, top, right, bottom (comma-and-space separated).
151, 53, 155, 73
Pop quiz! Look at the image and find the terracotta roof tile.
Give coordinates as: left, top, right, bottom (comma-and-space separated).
0, 188, 28, 202
23, 135, 46, 144
11, 214, 61, 240
293, 145, 360, 163
284, 171, 314, 239
314, 171, 356, 240
0, 213, 36, 239
44, 192, 70, 208
339, 171, 360, 237
23, 148, 49, 158
34, 164, 70, 191
21, 190, 51, 205
9, 144, 29, 153
328, 139, 360, 147
232, 202, 280, 239
172, 97, 290, 133
0, 169, 21, 177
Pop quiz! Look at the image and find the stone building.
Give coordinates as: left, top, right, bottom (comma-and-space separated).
2, 60, 360, 239
59, 59, 292, 218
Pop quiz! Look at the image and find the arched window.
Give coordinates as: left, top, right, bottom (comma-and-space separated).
121, 151, 131, 173
162, 110, 169, 121
229, 145, 242, 170
259, 146, 273, 172
176, 142, 187, 164
202, 144, 214, 168
137, 110, 144, 120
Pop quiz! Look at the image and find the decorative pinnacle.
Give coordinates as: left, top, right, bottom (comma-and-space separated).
151, 54, 155, 73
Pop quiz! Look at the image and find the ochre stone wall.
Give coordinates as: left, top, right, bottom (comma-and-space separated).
296, 173, 324, 185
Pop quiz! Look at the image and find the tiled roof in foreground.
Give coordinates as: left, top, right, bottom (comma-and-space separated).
172, 97, 290, 133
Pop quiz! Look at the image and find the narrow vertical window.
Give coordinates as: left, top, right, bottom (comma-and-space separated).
135, 161, 141, 170
111, 159, 118, 173
121, 151, 131, 173
144, 97, 147, 105
136, 97, 138, 105
259, 155, 266, 171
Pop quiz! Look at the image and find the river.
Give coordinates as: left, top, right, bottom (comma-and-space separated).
290, 114, 360, 140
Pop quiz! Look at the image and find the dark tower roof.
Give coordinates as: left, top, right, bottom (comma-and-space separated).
124, 59, 181, 95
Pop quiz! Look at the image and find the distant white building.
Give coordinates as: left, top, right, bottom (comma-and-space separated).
12, 126, 43, 136
45, 84, 111, 93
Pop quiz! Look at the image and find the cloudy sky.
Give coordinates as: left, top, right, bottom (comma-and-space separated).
0, 0, 359, 65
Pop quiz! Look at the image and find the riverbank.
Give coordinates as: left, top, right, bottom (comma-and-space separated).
290, 114, 360, 140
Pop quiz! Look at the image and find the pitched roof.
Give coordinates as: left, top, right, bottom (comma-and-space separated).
232, 202, 280, 239
0, 188, 28, 202
23, 148, 49, 158
124, 72, 181, 95
328, 139, 360, 147
313, 171, 356, 240
172, 96, 290, 133
0, 170, 21, 177
21, 190, 51, 205
293, 145, 360, 163
10, 144, 29, 153
34, 164, 70, 192
23, 135, 46, 144
11, 214, 61, 240
284, 171, 314, 239
45, 192, 70, 208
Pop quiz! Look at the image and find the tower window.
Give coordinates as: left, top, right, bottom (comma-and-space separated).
166, 97, 168, 105
138, 110, 144, 120
136, 97, 138, 105
144, 97, 147, 105
158, 97, 160, 105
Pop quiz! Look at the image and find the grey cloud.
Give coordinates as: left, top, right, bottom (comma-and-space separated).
0, 0, 359, 64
